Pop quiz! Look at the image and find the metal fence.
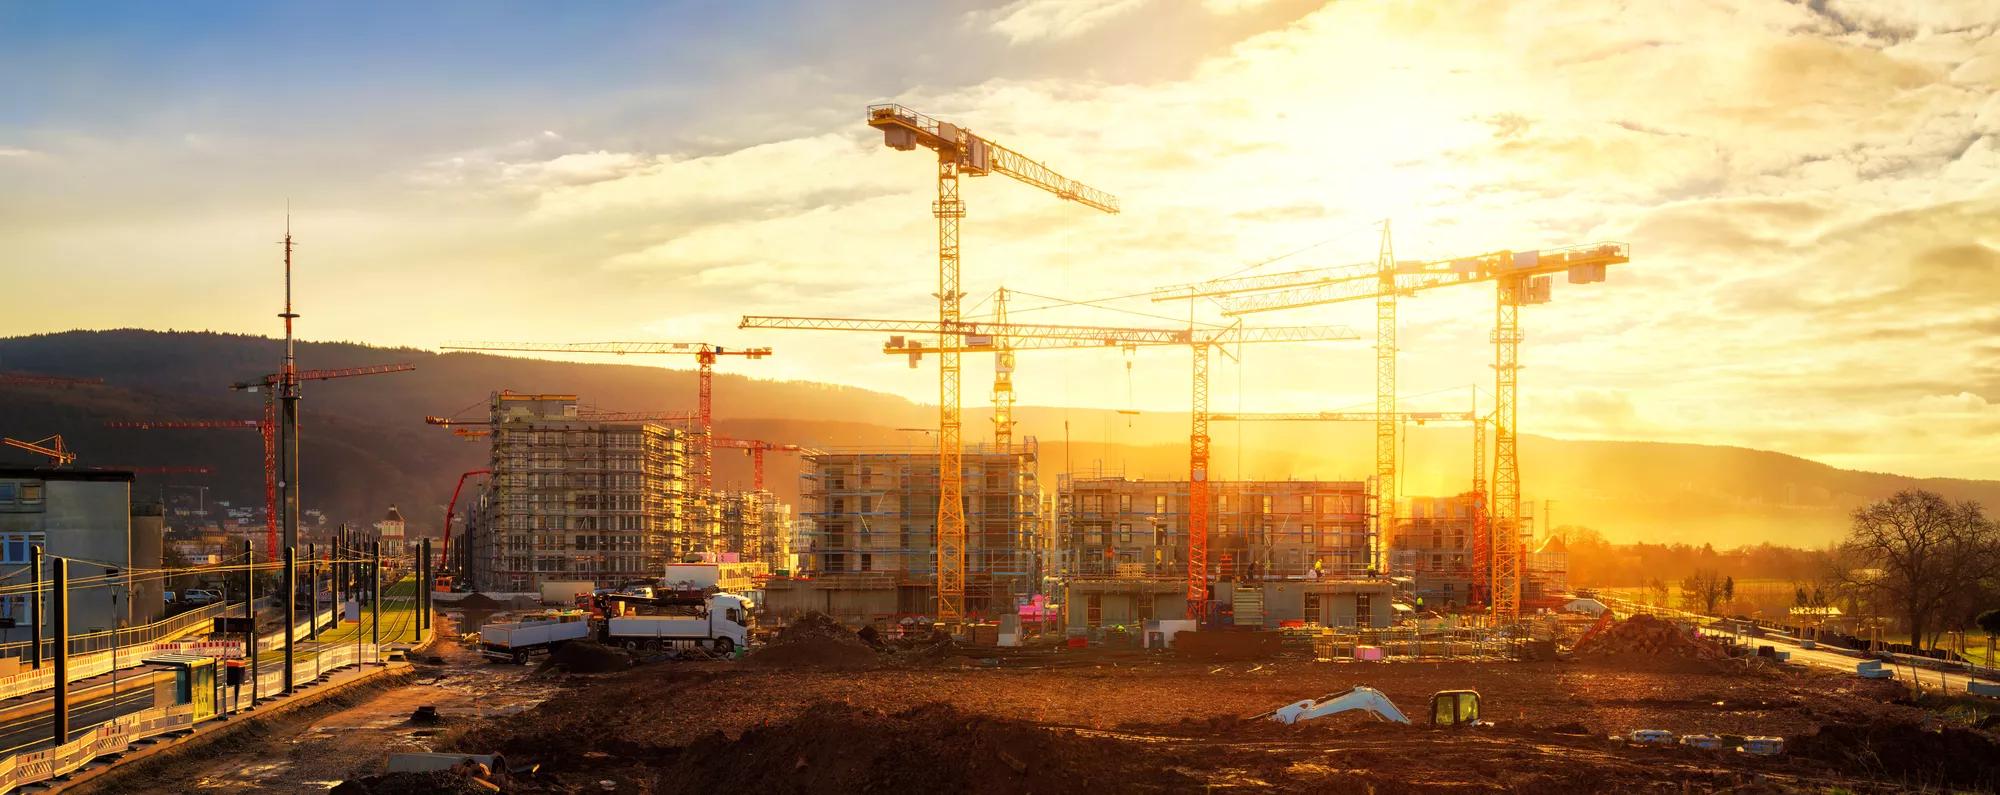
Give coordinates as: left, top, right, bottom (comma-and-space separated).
0, 600, 240, 663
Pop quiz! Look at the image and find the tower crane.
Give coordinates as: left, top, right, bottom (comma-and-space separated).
865, 103, 1118, 623
741, 314, 1359, 620
229, 363, 416, 555
2, 435, 75, 467
1154, 234, 1628, 622
440, 342, 770, 498
713, 437, 816, 492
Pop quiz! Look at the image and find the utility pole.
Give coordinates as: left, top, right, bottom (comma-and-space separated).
370, 542, 381, 647
278, 223, 303, 555
29, 544, 42, 670
306, 543, 318, 641
419, 538, 431, 633
244, 539, 258, 706
282, 545, 295, 694
50, 555, 67, 747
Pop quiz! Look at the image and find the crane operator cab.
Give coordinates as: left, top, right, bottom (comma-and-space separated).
1430, 689, 1483, 728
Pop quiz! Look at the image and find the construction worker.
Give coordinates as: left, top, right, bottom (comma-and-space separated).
1310, 558, 1324, 580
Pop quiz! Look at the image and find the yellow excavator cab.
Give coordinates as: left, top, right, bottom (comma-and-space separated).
1430, 690, 1481, 727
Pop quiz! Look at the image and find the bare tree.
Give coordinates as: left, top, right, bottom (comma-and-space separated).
1835, 490, 2000, 651
1646, 577, 1669, 607
1681, 568, 1728, 615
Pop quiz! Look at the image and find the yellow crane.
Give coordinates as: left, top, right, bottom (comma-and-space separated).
1155, 234, 1628, 622
2, 434, 75, 467
741, 313, 1359, 620
863, 104, 1118, 623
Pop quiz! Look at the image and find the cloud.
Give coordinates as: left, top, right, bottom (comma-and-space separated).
0, 147, 39, 159
976, 0, 1152, 44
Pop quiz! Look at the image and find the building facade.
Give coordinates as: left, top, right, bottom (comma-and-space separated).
374, 505, 407, 558
768, 443, 1040, 619
0, 469, 164, 641
717, 489, 793, 570
476, 392, 692, 592
1057, 475, 1372, 580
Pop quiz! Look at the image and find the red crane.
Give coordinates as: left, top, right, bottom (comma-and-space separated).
229, 363, 417, 555
438, 468, 491, 591
440, 342, 770, 496
713, 438, 816, 491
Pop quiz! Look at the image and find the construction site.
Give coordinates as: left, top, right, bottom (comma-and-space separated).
3, 6, 2000, 790
324, 102, 1997, 794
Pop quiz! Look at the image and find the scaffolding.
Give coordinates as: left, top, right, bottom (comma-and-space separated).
1057, 476, 1374, 582
716, 489, 793, 568
794, 440, 1041, 617
476, 392, 691, 592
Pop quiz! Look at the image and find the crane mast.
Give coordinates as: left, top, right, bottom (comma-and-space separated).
866, 103, 1118, 624
1155, 236, 1628, 623
743, 313, 1359, 620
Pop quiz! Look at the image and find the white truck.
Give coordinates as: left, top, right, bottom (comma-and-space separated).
602, 593, 751, 655
481, 612, 592, 664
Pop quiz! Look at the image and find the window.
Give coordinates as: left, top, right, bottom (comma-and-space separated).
0, 534, 43, 564
1260, 496, 1272, 515
1217, 495, 1229, 513
1083, 495, 1103, 513
0, 483, 14, 502
1304, 524, 1316, 547
1118, 524, 1132, 543
1356, 593, 1374, 628
1301, 495, 1313, 514
1154, 495, 1167, 514
1117, 494, 1131, 513
17, 482, 41, 504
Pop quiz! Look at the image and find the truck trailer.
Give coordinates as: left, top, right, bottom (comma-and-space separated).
601, 593, 751, 654
481, 612, 592, 664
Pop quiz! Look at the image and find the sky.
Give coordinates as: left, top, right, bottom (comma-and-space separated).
2, 0, 1998, 480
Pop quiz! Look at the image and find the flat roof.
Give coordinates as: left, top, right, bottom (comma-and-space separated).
0, 468, 135, 482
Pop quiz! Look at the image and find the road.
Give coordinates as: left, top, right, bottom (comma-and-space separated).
1707, 626, 1993, 695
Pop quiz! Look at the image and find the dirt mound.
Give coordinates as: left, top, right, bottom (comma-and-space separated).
538, 640, 630, 674
451, 593, 507, 611
745, 612, 879, 669
330, 771, 497, 795
1789, 720, 2000, 791
662, 701, 1199, 793
1572, 614, 1728, 660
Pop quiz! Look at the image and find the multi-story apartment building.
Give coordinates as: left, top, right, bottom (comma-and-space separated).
1057, 475, 1372, 579
0, 469, 165, 640
717, 489, 793, 568
475, 392, 691, 592
764, 443, 1040, 620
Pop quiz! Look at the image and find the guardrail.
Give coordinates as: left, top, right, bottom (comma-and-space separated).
0, 701, 199, 793
0, 600, 239, 663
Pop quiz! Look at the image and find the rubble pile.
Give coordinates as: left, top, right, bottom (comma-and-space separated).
744, 612, 880, 669
1570, 614, 1728, 660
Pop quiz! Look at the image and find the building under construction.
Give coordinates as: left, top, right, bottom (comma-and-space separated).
472, 392, 693, 592
1056, 474, 1393, 631
1388, 494, 1565, 609
716, 488, 794, 570
761, 442, 1041, 622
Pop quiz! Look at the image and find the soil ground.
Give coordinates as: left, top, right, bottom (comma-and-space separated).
447, 647, 2000, 793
